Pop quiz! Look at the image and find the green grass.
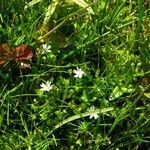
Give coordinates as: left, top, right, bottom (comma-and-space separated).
0, 0, 150, 149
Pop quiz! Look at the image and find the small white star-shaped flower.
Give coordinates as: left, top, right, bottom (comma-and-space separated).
88, 106, 99, 119
89, 113, 99, 119
41, 44, 51, 54
40, 81, 53, 92
73, 67, 85, 78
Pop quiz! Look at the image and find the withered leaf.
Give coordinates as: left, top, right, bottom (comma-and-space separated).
0, 44, 34, 68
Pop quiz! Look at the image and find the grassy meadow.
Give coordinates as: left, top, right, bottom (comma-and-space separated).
0, 0, 150, 149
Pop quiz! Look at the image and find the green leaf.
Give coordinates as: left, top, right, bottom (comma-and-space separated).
48, 107, 114, 135
144, 93, 150, 99
109, 85, 134, 101
36, 89, 44, 97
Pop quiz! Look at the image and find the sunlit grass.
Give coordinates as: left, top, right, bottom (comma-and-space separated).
0, 0, 150, 149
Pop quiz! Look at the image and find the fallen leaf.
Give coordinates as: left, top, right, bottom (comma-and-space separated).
0, 44, 34, 68
15, 44, 33, 61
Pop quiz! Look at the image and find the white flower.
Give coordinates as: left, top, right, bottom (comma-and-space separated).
88, 106, 99, 119
40, 81, 53, 92
89, 113, 99, 119
73, 67, 85, 78
41, 44, 51, 54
